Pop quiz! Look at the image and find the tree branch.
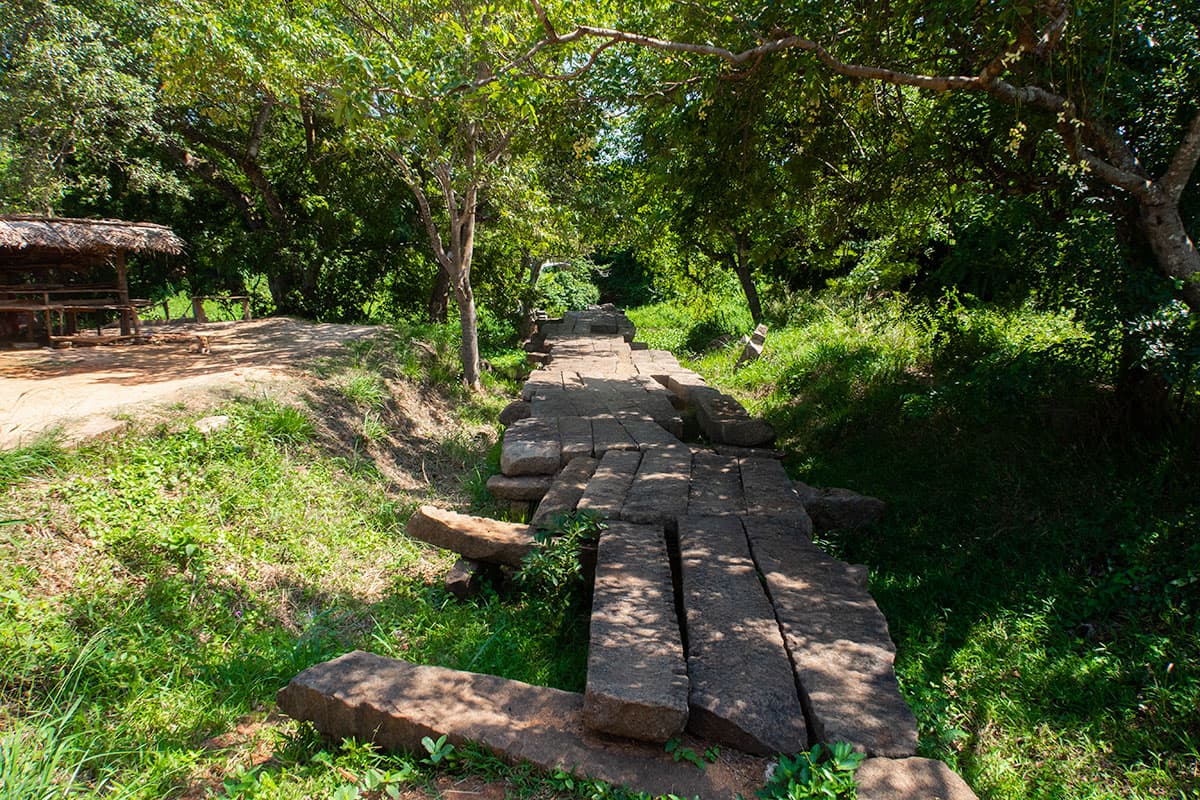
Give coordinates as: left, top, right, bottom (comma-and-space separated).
1161, 109, 1200, 203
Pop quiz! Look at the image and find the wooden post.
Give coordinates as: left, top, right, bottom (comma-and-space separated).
191, 296, 208, 323
116, 250, 131, 336
162, 299, 170, 321
241, 296, 251, 320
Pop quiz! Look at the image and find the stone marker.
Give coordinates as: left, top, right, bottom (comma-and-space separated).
486, 473, 553, 502
584, 521, 689, 742
277, 651, 765, 800
855, 757, 979, 800
794, 482, 888, 531
621, 446, 692, 526
498, 400, 532, 426
735, 323, 768, 369
677, 515, 808, 755
406, 506, 535, 567
740, 458, 812, 534
577, 449, 642, 519
500, 417, 561, 476
688, 452, 746, 517
741, 516, 919, 757
530, 457, 598, 530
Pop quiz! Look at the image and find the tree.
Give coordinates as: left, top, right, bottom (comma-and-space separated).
529, 0, 1200, 308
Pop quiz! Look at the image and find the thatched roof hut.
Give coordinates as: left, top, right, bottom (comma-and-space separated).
0, 215, 185, 268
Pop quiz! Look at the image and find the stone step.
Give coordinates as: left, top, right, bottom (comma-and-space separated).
405, 506, 535, 567
278, 651, 764, 799
687, 452, 745, 517
530, 457, 598, 530
677, 514, 808, 755
584, 521, 689, 742
741, 516, 919, 757
486, 473, 553, 502
501, 417, 561, 476
621, 445, 692, 525
577, 449, 642, 519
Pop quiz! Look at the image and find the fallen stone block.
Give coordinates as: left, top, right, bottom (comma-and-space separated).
621, 446, 692, 526
794, 482, 888, 531
577, 449, 642, 519
530, 457, 598, 530
694, 391, 775, 448
856, 757, 979, 800
558, 416, 595, 464
406, 506, 535, 568
192, 415, 231, 435
735, 324, 767, 369
486, 473, 553, 502
584, 521, 688, 742
499, 400, 532, 426
742, 516, 918, 757
278, 651, 765, 798
677, 515, 808, 756
500, 417, 561, 476
666, 373, 709, 407
445, 558, 484, 600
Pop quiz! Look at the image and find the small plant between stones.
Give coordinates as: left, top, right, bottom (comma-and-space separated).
517, 510, 605, 607
756, 743, 865, 800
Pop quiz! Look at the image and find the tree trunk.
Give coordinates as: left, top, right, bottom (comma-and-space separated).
455, 276, 482, 390
733, 237, 763, 323
428, 265, 450, 323
1139, 197, 1200, 310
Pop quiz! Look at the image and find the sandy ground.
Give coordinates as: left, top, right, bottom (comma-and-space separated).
0, 317, 380, 449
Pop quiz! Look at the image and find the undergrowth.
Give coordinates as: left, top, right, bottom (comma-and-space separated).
671, 291, 1200, 800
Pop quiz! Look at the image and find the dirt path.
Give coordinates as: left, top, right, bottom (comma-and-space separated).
0, 318, 379, 449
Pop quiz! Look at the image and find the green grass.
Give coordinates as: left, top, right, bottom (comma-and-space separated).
0, 340, 581, 798
675, 292, 1200, 799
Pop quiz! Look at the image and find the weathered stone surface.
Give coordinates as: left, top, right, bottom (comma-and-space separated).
278, 651, 765, 799
740, 458, 812, 534
584, 521, 688, 742
742, 516, 919, 757
591, 417, 639, 455
445, 558, 484, 599
694, 391, 775, 447
621, 446, 692, 526
486, 473, 553, 501
499, 400, 532, 426
735, 324, 768, 368
500, 417, 561, 476
794, 482, 888, 531
530, 457, 598, 530
617, 412, 683, 450
687, 452, 745, 517
577, 449, 642, 519
665, 373, 709, 407
406, 506, 535, 567
558, 416, 595, 464
677, 515, 808, 755
856, 758, 979, 800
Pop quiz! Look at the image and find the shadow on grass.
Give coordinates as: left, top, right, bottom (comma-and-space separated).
763, 350, 1200, 797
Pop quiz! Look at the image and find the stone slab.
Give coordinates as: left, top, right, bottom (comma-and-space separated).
486, 473, 553, 502
795, 483, 888, 531
584, 521, 689, 742
577, 449, 642, 519
530, 457, 598, 530
856, 757, 979, 800
739, 457, 811, 534
616, 412, 683, 450
688, 452, 746, 517
677, 515, 808, 755
621, 446, 693, 526
694, 391, 775, 448
591, 417, 639, 456
501, 417, 561, 476
665, 373, 709, 407
558, 416, 595, 464
406, 506, 535, 567
742, 516, 919, 757
278, 651, 765, 799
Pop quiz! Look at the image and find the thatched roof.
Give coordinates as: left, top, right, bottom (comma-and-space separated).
0, 215, 185, 269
